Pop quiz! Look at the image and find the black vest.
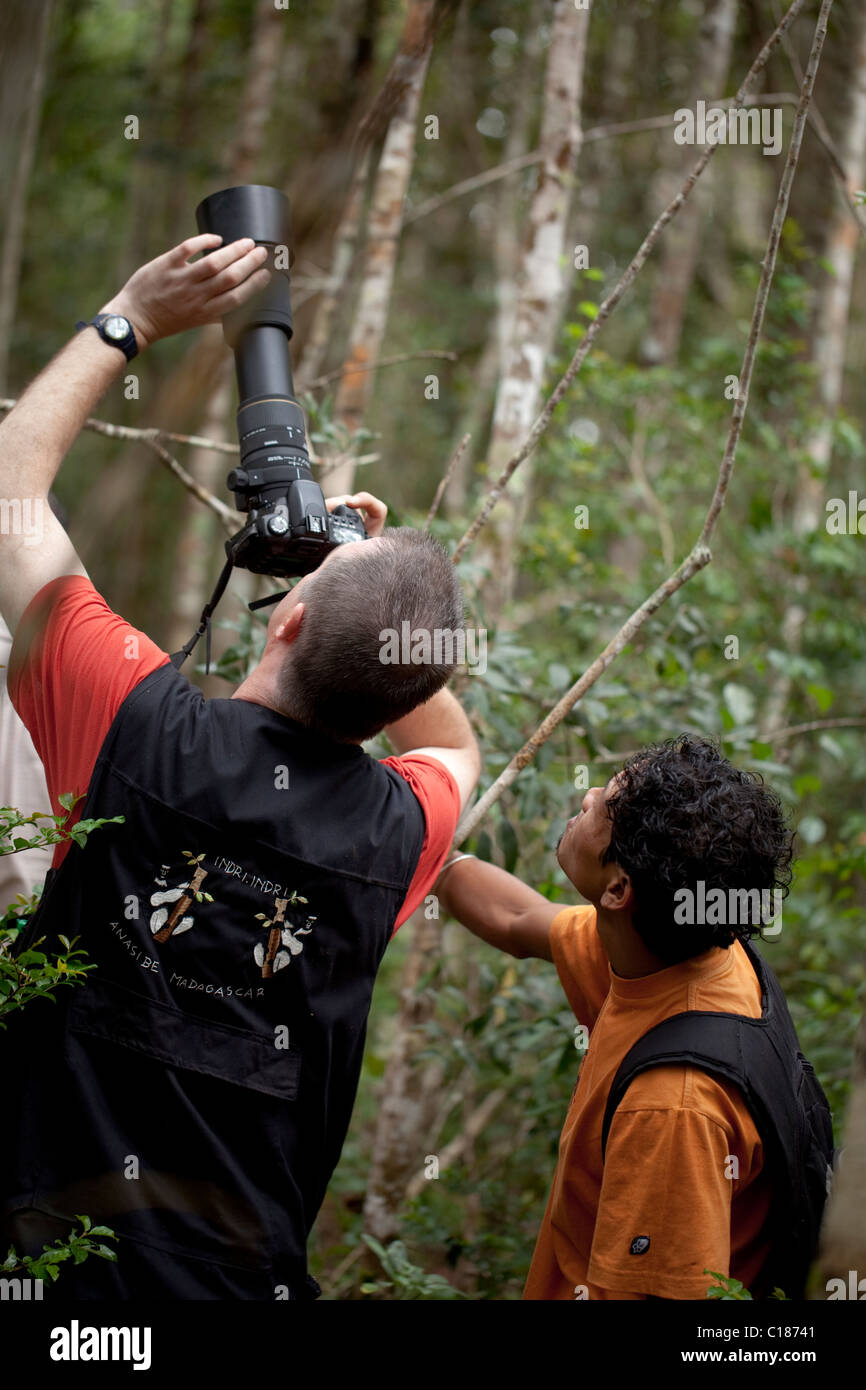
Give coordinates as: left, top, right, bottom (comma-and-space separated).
1, 662, 426, 1299
600, 940, 836, 1300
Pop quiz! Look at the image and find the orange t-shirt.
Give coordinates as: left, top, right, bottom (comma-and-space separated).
7, 575, 460, 932
523, 905, 774, 1300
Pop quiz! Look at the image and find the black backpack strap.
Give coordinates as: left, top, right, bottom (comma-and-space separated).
601, 944, 794, 1161
599, 945, 833, 1299
602, 1010, 750, 1158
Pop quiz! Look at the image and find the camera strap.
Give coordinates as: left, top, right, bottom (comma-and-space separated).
169, 556, 235, 674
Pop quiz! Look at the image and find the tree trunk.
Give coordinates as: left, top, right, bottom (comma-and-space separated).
479, 0, 592, 617
763, 3, 866, 733
295, 149, 371, 394
322, 0, 440, 496
360, 909, 446, 1244
444, 0, 546, 520
640, 0, 739, 365
0, 0, 54, 395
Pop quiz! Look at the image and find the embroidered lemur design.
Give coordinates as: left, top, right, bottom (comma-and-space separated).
253, 890, 317, 978
149, 852, 214, 942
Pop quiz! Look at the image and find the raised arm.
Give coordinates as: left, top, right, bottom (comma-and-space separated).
435, 854, 558, 961
0, 234, 271, 635
384, 688, 481, 817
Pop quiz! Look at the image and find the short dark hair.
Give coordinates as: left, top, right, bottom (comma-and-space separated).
277, 527, 465, 742
602, 736, 794, 964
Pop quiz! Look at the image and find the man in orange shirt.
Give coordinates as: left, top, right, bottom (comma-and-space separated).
437, 736, 795, 1299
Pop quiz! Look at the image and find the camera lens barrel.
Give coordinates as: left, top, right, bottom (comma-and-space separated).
194, 185, 364, 576
195, 185, 293, 260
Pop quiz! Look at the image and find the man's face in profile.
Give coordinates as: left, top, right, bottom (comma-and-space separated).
556, 774, 621, 900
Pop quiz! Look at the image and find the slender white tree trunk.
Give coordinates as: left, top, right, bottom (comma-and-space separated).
481, 0, 592, 615
322, 0, 438, 496
295, 149, 371, 394
445, 0, 546, 519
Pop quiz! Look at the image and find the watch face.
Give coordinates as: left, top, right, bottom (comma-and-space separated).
103, 315, 130, 341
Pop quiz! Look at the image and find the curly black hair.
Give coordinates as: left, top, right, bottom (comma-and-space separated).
601, 735, 794, 965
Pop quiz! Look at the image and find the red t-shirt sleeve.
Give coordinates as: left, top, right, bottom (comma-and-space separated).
7, 575, 170, 867
379, 753, 461, 934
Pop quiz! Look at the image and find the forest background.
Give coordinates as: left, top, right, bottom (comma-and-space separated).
0, 0, 864, 1300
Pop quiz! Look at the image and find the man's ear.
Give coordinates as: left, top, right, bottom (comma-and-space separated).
274, 602, 305, 645
600, 866, 633, 914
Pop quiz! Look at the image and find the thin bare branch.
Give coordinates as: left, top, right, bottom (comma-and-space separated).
585, 716, 866, 766
140, 437, 238, 535
404, 151, 543, 224
405, 1088, 508, 1200
0, 401, 240, 456
454, 0, 831, 845
766, 716, 866, 742
610, 409, 675, 569
303, 349, 458, 392
424, 432, 470, 532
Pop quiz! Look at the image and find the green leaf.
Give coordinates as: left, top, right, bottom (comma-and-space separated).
723, 682, 755, 726
750, 741, 773, 760
806, 683, 834, 713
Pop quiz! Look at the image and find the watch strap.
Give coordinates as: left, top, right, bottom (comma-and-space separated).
75, 312, 138, 362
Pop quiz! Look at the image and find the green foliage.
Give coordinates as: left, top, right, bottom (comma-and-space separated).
0, 799, 123, 1284
705, 1271, 787, 1301
359, 1236, 467, 1300
0, 928, 95, 1026
0, 793, 124, 860
0, 794, 124, 1026
3, 1215, 117, 1284
706, 1270, 754, 1300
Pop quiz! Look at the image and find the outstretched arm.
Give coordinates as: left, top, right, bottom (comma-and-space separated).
384, 689, 481, 818
435, 854, 558, 961
0, 234, 271, 635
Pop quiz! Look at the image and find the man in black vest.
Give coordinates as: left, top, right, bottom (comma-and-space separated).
0, 234, 480, 1299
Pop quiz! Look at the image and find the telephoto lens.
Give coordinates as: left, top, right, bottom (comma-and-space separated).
195, 185, 366, 576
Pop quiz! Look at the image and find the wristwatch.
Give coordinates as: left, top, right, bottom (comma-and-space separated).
75, 312, 139, 361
